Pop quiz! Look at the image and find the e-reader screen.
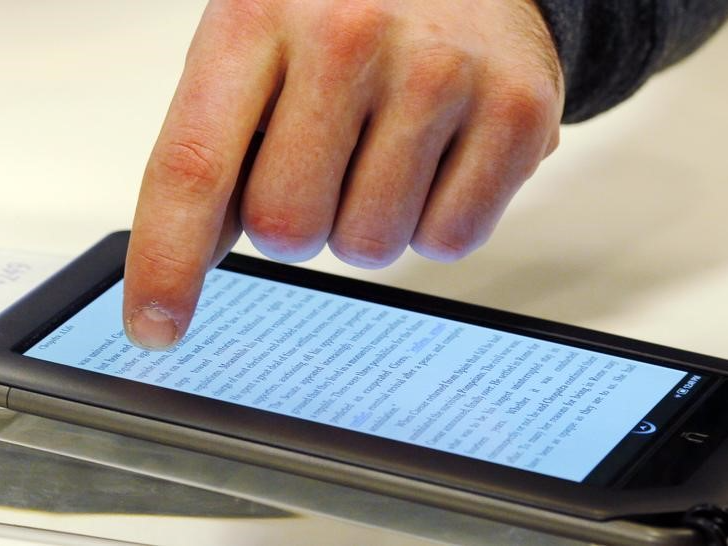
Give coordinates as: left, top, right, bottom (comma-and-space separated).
24, 268, 699, 483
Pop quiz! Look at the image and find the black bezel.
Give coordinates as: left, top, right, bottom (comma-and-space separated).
2, 231, 728, 522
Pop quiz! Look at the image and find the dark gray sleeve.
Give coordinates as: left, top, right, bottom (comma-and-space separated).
535, 1, 728, 123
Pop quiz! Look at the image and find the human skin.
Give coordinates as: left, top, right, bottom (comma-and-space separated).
123, 0, 564, 350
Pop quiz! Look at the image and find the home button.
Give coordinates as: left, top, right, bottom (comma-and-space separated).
681, 431, 710, 444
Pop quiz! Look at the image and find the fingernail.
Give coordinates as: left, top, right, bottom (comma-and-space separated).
126, 305, 179, 350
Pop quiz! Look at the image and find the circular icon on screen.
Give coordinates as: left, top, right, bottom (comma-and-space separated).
631, 420, 657, 435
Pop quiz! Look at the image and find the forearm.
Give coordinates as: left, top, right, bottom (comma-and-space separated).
536, 0, 728, 122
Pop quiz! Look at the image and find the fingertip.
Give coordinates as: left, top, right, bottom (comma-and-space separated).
125, 304, 180, 351
123, 236, 205, 351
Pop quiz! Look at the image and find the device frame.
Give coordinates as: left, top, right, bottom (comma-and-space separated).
1, 231, 728, 534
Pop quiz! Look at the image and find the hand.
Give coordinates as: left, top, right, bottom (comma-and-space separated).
123, 0, 564, 349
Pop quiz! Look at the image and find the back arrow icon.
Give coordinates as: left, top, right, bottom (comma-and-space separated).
632, 420, 657, 434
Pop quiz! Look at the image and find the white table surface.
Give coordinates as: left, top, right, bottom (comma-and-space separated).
1, 2, 728, 545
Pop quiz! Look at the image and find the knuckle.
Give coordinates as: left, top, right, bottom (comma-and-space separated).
484, 80, 559, 181
329, 231, 401, 268
318, 2, 390, 68
544, 128, 561, 158
184, 2, 279, 72
491, 80, 554, 135
213, 0, 279, 40
227, 0, 277, 28
153, 137, 226, 196
136, 244, 203, 281
399, 45, 474, 110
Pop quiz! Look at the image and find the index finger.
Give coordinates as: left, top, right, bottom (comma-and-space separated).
124, 3, 281, 349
